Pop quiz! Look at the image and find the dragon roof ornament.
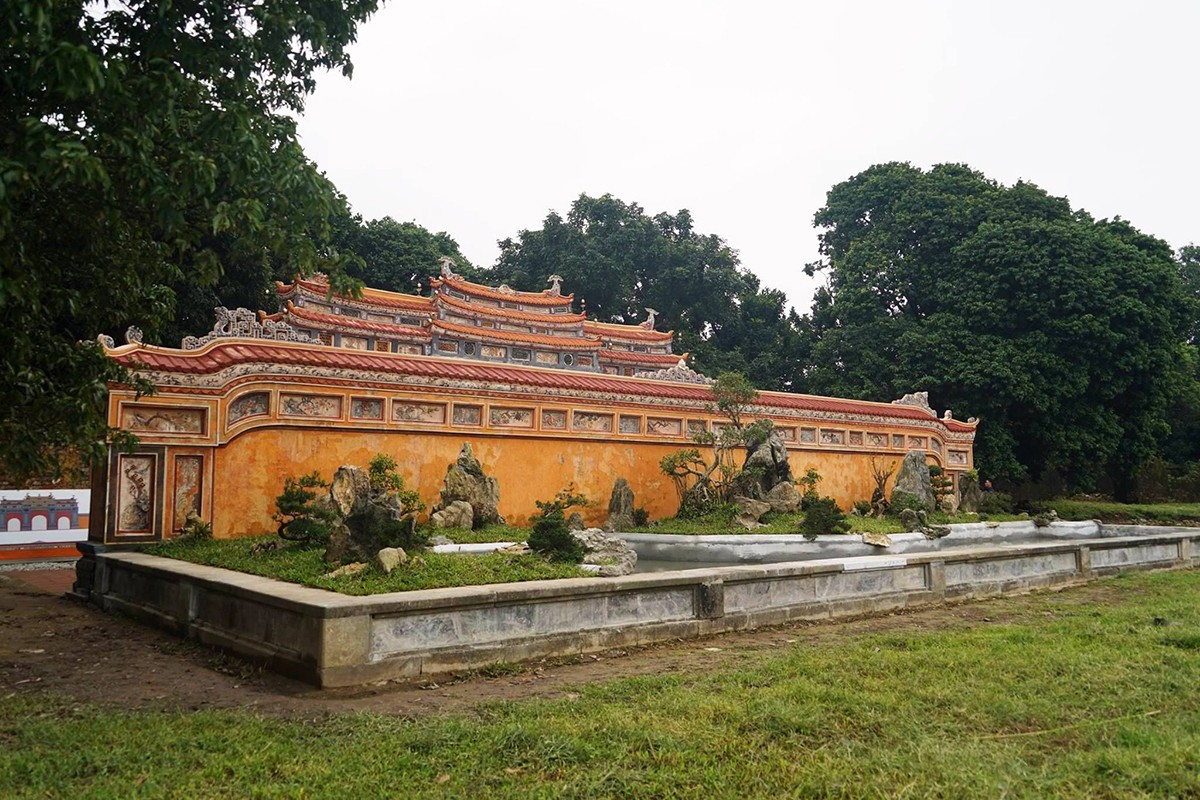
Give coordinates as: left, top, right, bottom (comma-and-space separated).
635, 357, 713, 385
181, 307, 317, 350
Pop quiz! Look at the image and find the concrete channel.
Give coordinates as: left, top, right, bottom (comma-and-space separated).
72, 522, 1198, 687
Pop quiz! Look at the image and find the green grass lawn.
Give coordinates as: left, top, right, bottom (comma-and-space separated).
145, 536, 585, 595
436, 523, 532, 544
1044, 499, 1200, 526
3, 569, 1198, 797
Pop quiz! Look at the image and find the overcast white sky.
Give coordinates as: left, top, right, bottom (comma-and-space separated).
297, 0, 1199, 313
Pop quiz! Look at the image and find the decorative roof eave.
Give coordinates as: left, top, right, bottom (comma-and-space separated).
102, 338, 976, 434
275, 302, 431, 340
430, 319, 601, 351
436, 292, 587, 324
597, 350, 682, 367
430, 276, 574, 307
583, 321, 675, 343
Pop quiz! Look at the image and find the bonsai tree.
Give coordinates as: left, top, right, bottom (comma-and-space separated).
274, 471, 338, 547
528, 486, 589, 563
659, 371, 767, 517
928, 464, 954, 511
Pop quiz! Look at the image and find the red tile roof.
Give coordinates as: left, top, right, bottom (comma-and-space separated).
276, 280, 435, 312
431, 276, 574, 307
279, 303, 431, 340
107, 340, 975, 429
436, 292, 586, 324
598, 350, 681, 367
584, 321, 675, 343
430, 319, 601, 351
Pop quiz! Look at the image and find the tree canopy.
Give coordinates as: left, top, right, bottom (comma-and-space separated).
332, 213, 480, 295
1, 0, 378, 481
803, 162, 1191, 497
488, 193, 809, 390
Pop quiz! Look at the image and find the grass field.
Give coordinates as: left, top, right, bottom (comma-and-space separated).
1044, 499, 1200, 526
3, 569, 1198, 798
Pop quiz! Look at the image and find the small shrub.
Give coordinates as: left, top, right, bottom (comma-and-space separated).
368, 453, 425, 513
177, 512, 212, 540
852, 500, 872, 517
928, 464, 953, 510
798, 467, 822, 510
802, 496, 850, 540
274, 472, 338, 547
528, 487, 588, 563
889, 490, 926, 515
979, 491, 1015, 515
632, 507, 650, 527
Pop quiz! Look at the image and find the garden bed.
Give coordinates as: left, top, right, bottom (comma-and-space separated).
145, 536, 585, 595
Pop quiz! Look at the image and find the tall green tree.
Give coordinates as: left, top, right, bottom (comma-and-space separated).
490, 194, 809, 390
1, 0, 377, 481
332, 213, 480, 295
804, 163, 1190, 497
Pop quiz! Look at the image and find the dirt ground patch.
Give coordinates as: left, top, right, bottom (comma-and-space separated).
0, 565, 1148, 720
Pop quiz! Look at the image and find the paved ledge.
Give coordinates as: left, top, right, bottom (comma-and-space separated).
76, 524, 1198, 687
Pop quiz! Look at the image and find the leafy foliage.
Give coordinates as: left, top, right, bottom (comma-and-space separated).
331, 213, 481, 294
367, 454, 425, 514
801, 496, 851, 540
528, 487, 589, 563
803, 163, 1192, 498
273, 472, 338, 547
1, 0, 378, 481
797, 467, 823, 510
488, 194, 810, 390
928, 465, 954, 510
659, 372, 766, 516
978, 491, 1015, 515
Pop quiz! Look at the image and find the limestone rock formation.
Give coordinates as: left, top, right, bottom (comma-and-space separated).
322, 562, 367, 579
323, 465, 418, 564
740, 429, 793, 496
1033, 509, 1059, 527
604, 478, 635, 532
430, 500, 474, 530
572, 528, 637, 577
899, 508, 927, 532
764, 481, 801, 514
861, 531, 892, 548
329, 464, 371, 517
891, 450, 935, 512
732, 496, 770, 530
432, 443, 504, 528
566, 512, 585, 531
375, 547, 407, 574
959, 476, 983, 514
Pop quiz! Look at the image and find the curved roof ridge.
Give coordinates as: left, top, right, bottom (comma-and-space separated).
430, 319, 602, 350
283, 302, 431, 339
436, 292, 586, 324
431, 276, 575, 307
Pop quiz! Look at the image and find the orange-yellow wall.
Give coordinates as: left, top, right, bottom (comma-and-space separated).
102, 378, 974, 542
209, 427, 921, 537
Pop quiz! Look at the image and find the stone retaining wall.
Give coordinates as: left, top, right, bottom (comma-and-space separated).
74, 527, 1198, 688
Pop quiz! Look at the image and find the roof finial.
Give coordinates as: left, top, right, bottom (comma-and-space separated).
547, 274, 563, 296
438, 255, 460, 280
641, 307, 659, 330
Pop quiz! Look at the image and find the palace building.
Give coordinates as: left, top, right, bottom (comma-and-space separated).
91, 263, 977, 543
